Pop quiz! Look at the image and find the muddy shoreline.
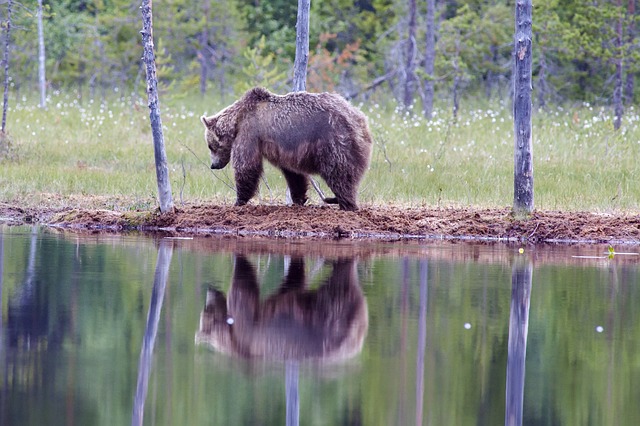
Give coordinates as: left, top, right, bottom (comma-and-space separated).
2, 202, 639, 245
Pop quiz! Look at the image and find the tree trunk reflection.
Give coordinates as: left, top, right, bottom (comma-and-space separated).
505, 258, 532, 426
131, 240, 174, 426
286, 361, 299, 426
415, 260, 428, 426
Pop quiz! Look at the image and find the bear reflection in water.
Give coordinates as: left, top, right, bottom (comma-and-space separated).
196, 255, 368, 362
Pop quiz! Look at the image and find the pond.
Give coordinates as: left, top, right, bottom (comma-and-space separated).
0, 225, 639, 426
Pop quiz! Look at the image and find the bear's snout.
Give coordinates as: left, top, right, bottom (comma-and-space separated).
210, 152, 230, 170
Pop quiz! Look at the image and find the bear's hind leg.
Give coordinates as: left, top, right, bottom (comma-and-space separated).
282, 168, 309, 206
323, 175, 358, 211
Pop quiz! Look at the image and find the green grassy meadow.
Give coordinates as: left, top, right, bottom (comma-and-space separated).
1, 90, 639, 213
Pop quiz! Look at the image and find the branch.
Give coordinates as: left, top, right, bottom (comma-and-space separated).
345, 69, 398, 99
179, 140, 235, 191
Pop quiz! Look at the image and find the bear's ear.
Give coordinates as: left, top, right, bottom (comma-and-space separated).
201, 115, 215, 128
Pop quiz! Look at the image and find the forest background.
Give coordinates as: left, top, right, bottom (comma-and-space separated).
4, 0, 638, 115
0, 0, 639, 222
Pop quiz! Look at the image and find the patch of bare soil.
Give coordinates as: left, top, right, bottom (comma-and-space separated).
2, 202, 639, 244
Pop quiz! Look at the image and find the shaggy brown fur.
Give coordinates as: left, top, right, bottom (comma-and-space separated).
201, 87, 373, 211
195, 255, 368, 361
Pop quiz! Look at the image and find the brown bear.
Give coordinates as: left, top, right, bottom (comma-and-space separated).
200, 87, 373, 211
195, 255, 369, 362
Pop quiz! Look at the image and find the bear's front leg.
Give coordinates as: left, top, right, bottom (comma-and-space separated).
281, 168, 309, 206
229, 255, 260, 323
234, 162, 263, 206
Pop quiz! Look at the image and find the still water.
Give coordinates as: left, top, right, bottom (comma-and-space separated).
1, 225, 639, 426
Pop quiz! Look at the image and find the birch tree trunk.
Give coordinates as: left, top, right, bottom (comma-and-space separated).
140, 0, 174, 213
513, 0, 534, 216
403, 0, 417, 109
613, 0, 624, 130
37, 0, 46, 108
287, 0, 311, 205
624, 0, 636, 105
422, 0, 436, 119
1, 0, 13, 135
199, 0, 210, 95
292, 0, 310, 92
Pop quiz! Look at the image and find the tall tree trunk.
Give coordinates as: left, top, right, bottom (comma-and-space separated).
452, 72, 460, 119
141, 0, 174, 213
37, 0, 46, 108
624, 0, 636, 105
1, 0, 12, 135
403, 0, 417, 109
484, 45, 498, 100
513, 0, 534, 216
452, 37, 461, 119
613, 0, 624, 130
288, 0, 311, 205
199, 0, 210, 95
292, 0, 310, 92
537, 47, 548, 109
423, 0, 436, 119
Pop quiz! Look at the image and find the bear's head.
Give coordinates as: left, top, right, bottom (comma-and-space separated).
200, 109, 237, 169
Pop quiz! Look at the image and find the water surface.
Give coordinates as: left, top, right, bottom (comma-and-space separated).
1, 226, 639, 425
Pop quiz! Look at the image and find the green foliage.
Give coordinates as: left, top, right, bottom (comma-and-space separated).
155, 38, 177, 93
3, 0, 638, 107
435, 5, 479, 88
235, 35, 288, 94
238, 0, 298, 58
310, 0, 396, 78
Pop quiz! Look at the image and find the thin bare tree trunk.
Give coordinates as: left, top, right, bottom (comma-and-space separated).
513, 0, 534, 216
292, 0, 310, 92
37, 0, 46, 108
613, 0, 624, 130
140, 0, 174, 213
624, 0, 636, 105
422, 0, 436, 119
199, 0, 210, 95
287, 0, 311, 206
403, 0, 417, 109
1, 0, 13, 135
537, 48, 548, 109
451, 36, 462, 119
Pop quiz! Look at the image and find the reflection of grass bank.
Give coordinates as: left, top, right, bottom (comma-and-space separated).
1, 91, 639, 213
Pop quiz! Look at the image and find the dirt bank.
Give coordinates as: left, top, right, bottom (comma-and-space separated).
1, 202, 639, 244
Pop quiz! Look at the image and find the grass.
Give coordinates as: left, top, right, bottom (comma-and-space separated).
1, 89, 639, 213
